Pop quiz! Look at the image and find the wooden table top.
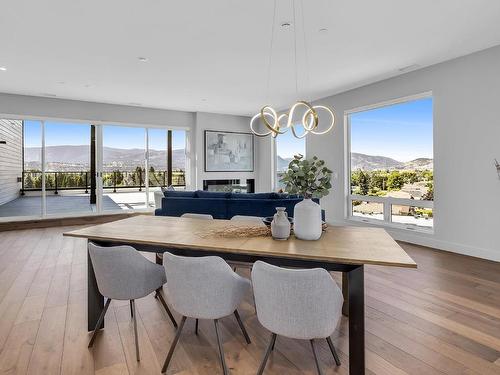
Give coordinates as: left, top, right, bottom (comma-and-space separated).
64, 215, 417, 268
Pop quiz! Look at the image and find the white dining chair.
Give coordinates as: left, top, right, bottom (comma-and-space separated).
161, 252, 251, 374
87, 243, 178, 361
181, 213, 214, 220
251, 261, 344, 375
230, 215, 263, 223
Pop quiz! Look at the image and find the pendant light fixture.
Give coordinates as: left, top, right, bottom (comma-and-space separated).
250, 0, 335, 139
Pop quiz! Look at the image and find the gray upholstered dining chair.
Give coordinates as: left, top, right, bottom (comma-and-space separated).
161, 252, 251, 374
181, 213, 214, 219
251, 261, 344, 375
230, 215, 263, 223
87, 243, 177, 361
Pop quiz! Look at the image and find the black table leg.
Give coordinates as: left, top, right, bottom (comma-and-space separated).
342, 272, 349, 316
88, 241, 104, 332
348, 265, 365, 375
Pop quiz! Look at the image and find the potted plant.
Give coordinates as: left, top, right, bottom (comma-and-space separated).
279, 154, 332, 240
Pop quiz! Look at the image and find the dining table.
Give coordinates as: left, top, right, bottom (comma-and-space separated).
64, 215, 417, 375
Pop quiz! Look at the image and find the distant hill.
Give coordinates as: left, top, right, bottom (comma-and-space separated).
278, 153, 432, 172
351, 153, 433, 171
402, 157, 434, 171
277, 156, 293, 171
24, 145, 186, 171
24, 146, 432, 172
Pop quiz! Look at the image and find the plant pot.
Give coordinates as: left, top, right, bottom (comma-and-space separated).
293, 199, 322, 240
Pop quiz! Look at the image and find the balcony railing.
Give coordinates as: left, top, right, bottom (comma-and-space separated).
21, 170, 186, 194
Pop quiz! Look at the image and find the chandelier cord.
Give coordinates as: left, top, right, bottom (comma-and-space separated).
300, 0, 311, 103
250, 0, 335, 139
292, 0, 299, 99
265, 0, 278, 104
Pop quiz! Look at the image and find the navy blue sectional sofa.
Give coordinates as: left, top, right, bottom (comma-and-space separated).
154, 190, 319, 220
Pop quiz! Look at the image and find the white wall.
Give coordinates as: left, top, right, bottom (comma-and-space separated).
193, 112, 268, 191
308, 45, 500, 261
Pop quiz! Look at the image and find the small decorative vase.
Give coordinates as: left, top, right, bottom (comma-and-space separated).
271, 207, 291, 240
293, 199, 322, 240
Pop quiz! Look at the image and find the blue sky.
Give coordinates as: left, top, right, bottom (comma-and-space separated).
350, 97, 433, 162
276, 124, 306, 159
23, 97, 431, 162
23, 121, 186, 150
275, 97, 432, 161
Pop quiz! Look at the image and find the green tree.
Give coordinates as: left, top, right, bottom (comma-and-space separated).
369, 171, 388, 191
359, 170, 370, 195
401, 171, 418, 184
387, 171, 405, 190
422, 181, 434, 201
351, 169, 370, 195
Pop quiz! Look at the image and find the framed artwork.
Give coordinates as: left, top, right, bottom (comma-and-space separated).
204, 130, 254, 172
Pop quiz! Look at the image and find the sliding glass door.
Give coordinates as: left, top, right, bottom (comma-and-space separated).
44, 122, 93, 216
102, 125, 148, 211
0, 120, 188, 221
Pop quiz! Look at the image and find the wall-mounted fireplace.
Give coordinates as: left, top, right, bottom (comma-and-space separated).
203, 179, 255, 193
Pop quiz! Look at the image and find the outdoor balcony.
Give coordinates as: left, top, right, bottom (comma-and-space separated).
0, 169, 185, 218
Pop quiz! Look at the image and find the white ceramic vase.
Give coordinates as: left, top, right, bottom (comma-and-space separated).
271, 207, 291, 240
293, 198, 322, 240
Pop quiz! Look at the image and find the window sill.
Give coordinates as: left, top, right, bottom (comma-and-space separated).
347, 216, 434, 235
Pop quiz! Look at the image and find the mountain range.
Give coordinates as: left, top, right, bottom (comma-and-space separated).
277, 153, 432, 171
350, 153, 433, 171
24, 145, 186, 171
24, 146, 432, 172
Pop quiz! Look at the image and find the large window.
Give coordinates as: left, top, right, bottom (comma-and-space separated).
275, 126, 306, 190
0, 119, 188, 220
347, 95, 433, 230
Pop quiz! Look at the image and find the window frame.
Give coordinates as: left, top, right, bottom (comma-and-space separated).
344, 92, 434, 233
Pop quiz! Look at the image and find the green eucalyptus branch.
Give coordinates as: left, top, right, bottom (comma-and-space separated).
279, 154, 332, 199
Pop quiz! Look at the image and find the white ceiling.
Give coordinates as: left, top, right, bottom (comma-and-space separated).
0, 0, 499, 116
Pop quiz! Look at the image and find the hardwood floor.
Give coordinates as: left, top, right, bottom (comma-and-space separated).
0, 226, 499, 375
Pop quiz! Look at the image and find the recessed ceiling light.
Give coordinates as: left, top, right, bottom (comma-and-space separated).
0, 67, 6, 71
399, 64, 420, 72
40, 93, 57, 97
128, 102, 142, 106
281, 22, 292, 28
319, 28, 328, 33
137, 57, 149, 62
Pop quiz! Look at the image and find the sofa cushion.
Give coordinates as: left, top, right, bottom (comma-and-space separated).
273, 192, 300, 199
159, 197, 228, 219
164, 190, 197, 198
195, 190, 231, 199
230, 192, 273, 200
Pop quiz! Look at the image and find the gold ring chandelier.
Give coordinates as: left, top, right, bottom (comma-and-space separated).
250, 101, 335, 139
250, 0, 336, 139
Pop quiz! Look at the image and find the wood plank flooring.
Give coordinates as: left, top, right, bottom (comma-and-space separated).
0, 226, 499, 374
